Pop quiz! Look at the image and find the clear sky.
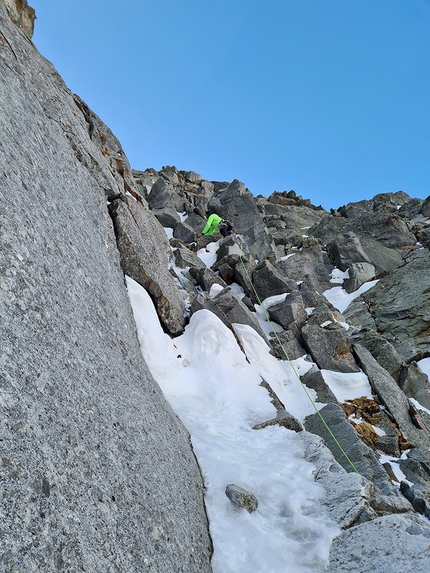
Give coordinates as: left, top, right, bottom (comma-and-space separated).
31, 0, 430, 210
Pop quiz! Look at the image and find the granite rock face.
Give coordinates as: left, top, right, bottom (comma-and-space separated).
0, 3, 212, 571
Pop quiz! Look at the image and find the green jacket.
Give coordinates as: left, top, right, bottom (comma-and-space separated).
202, 213, 223, 236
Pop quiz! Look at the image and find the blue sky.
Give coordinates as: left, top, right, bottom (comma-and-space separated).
31, 0, 430, 210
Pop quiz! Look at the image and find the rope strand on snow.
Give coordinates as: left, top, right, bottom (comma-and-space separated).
235, 235, 359, 474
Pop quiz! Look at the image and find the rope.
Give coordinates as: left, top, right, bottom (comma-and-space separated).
236, 235, 359, 474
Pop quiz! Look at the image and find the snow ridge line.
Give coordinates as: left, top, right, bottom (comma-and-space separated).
236, 236, 360, 474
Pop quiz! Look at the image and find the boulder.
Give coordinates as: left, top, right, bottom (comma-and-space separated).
276, 246, 333, 292
304, 404, 399, 496
189, 292, 231, 330
183, 211, 207, 235
327, 233, 403, 275
212, 261, 233, 284
398, 197, 424, 219
400, 480, 430, 518
173, 220, 196, 243
399, 362, 430, 410
212, 237, 257, 299
225, 484, 258, 513
200, 179, 216, 193
343, 262, 376, 293
183, 170, 203, 184
361, 250, 430, 361
417, 226, 430, 249
151, 206, 181, 228
215, 235, 245, 261
208, 179, 278, 262
342, 301, 375, 330
421, 195, 430, 217
301, 366, 338, 404
173, 246, 206, 271
253, 410, 303, 432
351, 328, 403, 381
369, 213, 417, 248
303, 303, 334, 326
232, 257, 257, 299
267, 291, 308, 330
159, 165, 181, 185
373, 415, 401, 457
301, 432, 411, 531
189, 267, 228, 292
301, 321, 360, 373
252, 260, 297, 302
399, 448, 430, 518
299, 274, 329, 309
268, 328, 306, 361
353, 344, 429, 451
132, 167, 159, 195
328, 513, 430, 573
109, 198, 186, 335
212, 287, 267, 339
147, 176, 174, 210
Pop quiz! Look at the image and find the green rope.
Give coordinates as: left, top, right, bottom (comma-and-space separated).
236, 237, 359, 474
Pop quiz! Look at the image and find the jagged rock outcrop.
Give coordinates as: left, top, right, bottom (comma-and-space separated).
399, 362, 430, 410
108, 197, 187, 335
302, 320, 360, 373
212, 287, 267, 339
399, 448, 430, 518
0, 3, 212, 571
276, 245, 333, 292
353, 344, 430, 452
361, 250, 430, 361
311, 196, 418, 249
252, 259, 297, 301
304, 404, 397, 496
209, 179, 278, 262
326, 233, 404, 276
3, 0, 35, 37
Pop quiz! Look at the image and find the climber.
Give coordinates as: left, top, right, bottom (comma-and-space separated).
219, 220, 235, 238
200, 210, 223, 236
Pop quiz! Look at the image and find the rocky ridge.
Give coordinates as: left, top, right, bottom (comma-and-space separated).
127, 164, 430, 570
2, 1, 430, 571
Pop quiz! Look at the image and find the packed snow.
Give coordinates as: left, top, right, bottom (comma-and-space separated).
323, 278, 378, 314
320, 370, 373, 402
127, 276, 346, 572
417, 357, 430, 380
197, 240, 220, 268
124, 252, 414, 571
